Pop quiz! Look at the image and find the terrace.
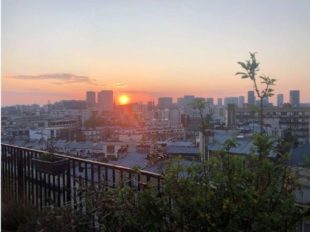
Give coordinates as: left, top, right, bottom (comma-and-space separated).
1, 144, 162, 210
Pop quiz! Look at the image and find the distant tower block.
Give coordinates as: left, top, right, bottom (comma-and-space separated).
217, 98, 223, 107
97, 90, 114, 111
247, 91, 255, 105
227, 104, 237, 128
290, 90, 300, 107
86, 91, 96, 108
277, 94, 284, 107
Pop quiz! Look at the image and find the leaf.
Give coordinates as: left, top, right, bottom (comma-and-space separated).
249, 51, 257, 58
237, 62, 248, 70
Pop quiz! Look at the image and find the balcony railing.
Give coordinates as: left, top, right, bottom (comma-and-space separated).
1, 144, 162, 210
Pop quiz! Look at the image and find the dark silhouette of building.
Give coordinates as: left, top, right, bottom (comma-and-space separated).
290, 90, 300, 107
86, 91, 96, 108
277, 94, 284, 107
227, 104, 237, 128
248, 91, 256, 105
97, 90, 113, 111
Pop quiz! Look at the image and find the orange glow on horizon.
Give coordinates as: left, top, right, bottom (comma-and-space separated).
118, 94, 130, 105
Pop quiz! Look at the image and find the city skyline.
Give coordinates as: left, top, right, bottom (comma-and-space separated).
2, 88, 308, 107
2, 0, 310, 105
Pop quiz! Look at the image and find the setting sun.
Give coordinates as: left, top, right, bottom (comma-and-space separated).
118, 94, 130, 105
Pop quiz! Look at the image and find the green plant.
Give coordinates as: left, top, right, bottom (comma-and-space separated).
190, 98, 212, 161
33, 150, 68, 175
191, 98, 209, 132
23, 135, 308, 231
39, 138, 61, 161
1, 200, 38, 231
39, 152, 59, 161
236, 52, 276, 134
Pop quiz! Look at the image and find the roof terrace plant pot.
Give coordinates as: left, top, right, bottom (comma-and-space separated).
32, 153, 69, 175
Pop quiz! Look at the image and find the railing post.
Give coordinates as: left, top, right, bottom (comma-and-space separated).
66, 160, 72, 203
17, 148, 25, 201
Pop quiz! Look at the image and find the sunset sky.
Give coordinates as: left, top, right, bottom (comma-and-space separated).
2, 0, 310, 106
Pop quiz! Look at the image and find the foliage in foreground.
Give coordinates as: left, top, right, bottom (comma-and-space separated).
3, 135, 309, 232
1, 200, 38, 231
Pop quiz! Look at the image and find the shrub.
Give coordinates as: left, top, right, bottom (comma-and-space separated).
1, 200, 37, 231
14, 135, 309, 231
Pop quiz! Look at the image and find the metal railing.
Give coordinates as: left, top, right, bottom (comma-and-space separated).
1, 144, 162, 210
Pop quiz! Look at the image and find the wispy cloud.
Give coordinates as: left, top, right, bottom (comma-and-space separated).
113, 82, 127, 88
9, 73, 94, 84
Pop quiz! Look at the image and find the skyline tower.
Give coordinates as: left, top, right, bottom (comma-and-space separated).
97, 90, 113, 111
247, 91, 256, 105
86, 91, 96, 108
277, 94, 284, 107
217, 98, 223, 107
290, 90, 300, 107
238, 96, 245, 107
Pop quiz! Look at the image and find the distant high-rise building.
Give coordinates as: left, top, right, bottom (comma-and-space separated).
206, 98, 214, 106
263, 96, 269, 105
183, 95, 195, 112
183, 95, 195, 105
158, 97, 173, 109
217, 98, 223, 107
277, 94, 284, 107
290, 90, 300, 107
247, 91, 256, 105
238, 96, 245, 107
224, 97, 238, 106
227, 104, 236, 128
86, 91, 96, 108
97, 90, 113, 111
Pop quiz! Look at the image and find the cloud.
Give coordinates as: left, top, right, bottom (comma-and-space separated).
9, 73, 94, 84
113, 82, 127, 88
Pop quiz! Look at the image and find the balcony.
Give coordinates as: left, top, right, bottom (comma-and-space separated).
2, 143, 310, 231
1, 144, 162, 210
